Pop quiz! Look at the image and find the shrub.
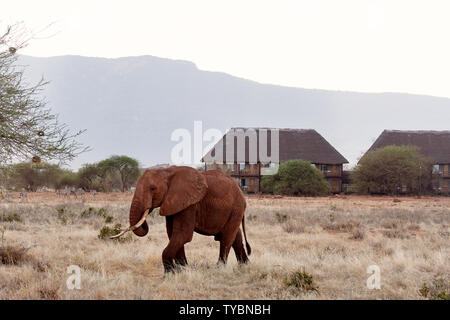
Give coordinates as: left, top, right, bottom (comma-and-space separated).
0, 213, 22, 223
80, 207, 96, 218
56, 206, 67, 214
275, 212, 288, 223
98, 223, 131, 242
80, 207, 108, 219
284, 269, 319, 294
0, 245, 29, 265
97, 208, 107, 217
418, 276, 449, 300
349, 228, 365, 240
352, 145, 433, 195
56, 207, 68, 224
261, 160, 330, 196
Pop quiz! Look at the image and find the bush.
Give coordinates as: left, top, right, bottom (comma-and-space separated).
261, 160, 330, 196
284, 269, 319, 294
275, 212, 288, 223
0, 245, 29, 265
418, 276, 449, 300
98, 224, 131, 242
352, 145, 433, 195
0, 213, 22, 223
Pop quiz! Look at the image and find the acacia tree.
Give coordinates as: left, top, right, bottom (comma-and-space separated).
0, 24, 87, 165
98, 156, 140, 192
77, 163, 100, 191
9, 162, 65, 191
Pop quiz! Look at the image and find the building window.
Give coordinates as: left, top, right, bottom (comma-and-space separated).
432, 164, 441, 174
239, 163, 245, 170
240, 178, 250, 186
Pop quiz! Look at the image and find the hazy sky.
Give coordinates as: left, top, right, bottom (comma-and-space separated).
5, 0, 450, 98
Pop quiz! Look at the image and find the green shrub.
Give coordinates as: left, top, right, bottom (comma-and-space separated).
261, 160, 330, 196
285, 269, 319, 294
98, 223, 131, 242
56, 206, 68, 224
97, 208, 107, 217
275, 212, 288, 223
352, 145, 434, 195
80, 207, 96, 218
418, 277, 449, 300
56, 206, 67, 214
80, 207, 108, 219
0, 213, 22, 223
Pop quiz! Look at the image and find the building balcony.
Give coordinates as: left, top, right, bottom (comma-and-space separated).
321, 170, 342, 178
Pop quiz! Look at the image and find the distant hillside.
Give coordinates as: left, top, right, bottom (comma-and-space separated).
18, 55, 450, 169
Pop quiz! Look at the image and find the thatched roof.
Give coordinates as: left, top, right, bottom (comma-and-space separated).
367, 130, 450, 163
202, 128, 348, 164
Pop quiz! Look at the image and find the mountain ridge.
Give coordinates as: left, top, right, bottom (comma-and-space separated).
17, 54, 450, 169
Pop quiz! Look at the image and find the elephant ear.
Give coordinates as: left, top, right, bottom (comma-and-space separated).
160, 167, 208, 216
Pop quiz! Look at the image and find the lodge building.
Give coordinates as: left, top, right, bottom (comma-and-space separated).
202, 128, 348, 193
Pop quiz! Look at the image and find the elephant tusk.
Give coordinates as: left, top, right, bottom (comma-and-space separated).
109, 229, 130, 239
109, 209, 150, 239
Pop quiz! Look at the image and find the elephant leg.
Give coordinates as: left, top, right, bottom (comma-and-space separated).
162, 207, 195, 273
165, 216, 174, 238
166, 216, 188, 266
218, 226, 240, 264
162, 234, 191, 273
232, 229, 249, 264
218, 208, 245, 264
175, 246, 188, 266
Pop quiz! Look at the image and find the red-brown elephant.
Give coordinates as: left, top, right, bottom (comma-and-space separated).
112, 166, 251, 273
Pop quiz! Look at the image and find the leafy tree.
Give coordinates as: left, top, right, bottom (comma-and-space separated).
0, 24, 87, 165
9, 162, 65, 191
77, 163, 100, 191
261, 160, 330, 196
98, 156, 140, 192
55, 169, 79, 190
96, 158, 120, 192
352, 145, 433, 195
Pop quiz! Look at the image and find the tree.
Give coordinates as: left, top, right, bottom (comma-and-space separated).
352, 145, 433, 195
98, 156, 140, 192
55, 169, 79, 190
261, 160, 330, 196
77, 163, 100, 191
9, 162, 65, 191
0, 24, 87, 165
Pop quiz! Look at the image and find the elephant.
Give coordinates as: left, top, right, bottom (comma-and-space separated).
112, 165, 251, 273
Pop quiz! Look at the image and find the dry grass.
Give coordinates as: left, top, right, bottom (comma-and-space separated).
0, 193, 449, 299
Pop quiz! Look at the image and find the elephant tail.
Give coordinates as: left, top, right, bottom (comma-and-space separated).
242, 215, 251, 256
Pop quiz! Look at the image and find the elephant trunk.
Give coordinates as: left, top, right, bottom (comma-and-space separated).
129, 196, 149, 237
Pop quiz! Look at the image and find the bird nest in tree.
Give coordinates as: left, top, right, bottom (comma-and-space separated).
32, 156, 42, 164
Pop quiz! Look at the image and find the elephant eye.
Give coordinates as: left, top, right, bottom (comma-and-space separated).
150, 186, 156, 191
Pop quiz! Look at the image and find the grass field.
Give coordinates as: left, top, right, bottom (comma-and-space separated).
0, 192, 449, 299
